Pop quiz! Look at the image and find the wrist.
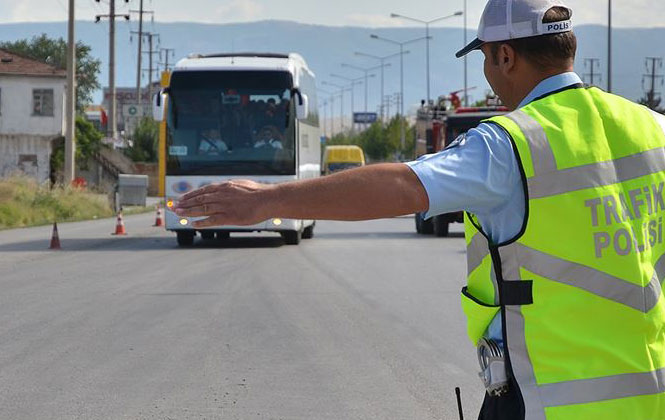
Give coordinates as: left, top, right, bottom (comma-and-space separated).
261, 183, 286, 219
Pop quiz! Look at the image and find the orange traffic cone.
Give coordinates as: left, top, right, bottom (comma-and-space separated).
112, 210, 127, 235
153, 206, 164, 227
49, 222, 61, 250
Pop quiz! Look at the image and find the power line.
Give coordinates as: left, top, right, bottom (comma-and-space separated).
54, 0, 67, 13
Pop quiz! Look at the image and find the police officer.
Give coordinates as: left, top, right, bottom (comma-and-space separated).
175, 0, 665, 418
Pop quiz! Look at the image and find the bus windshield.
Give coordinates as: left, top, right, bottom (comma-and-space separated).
166, 70, 295, 176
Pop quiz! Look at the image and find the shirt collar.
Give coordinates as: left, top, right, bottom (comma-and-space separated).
517, 72, 583, 109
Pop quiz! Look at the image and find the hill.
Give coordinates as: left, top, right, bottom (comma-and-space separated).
0, 20, 660, 111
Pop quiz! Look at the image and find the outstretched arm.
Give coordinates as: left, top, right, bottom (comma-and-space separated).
174, 163, 429, 228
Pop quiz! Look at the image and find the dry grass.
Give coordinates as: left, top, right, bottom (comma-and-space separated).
0, 176, 116, 229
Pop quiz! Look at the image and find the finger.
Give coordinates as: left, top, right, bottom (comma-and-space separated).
175, 203, 224, 217
180, 183, 223, 201
192, 214, 227, 228
175, 193, 221, 210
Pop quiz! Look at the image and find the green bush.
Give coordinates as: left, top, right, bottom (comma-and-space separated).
51, 116, 104, 172
0, 176, 114, 229
126, 117, 159, 162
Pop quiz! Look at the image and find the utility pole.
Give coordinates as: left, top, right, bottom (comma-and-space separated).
130, 2, 153, 108
384, 95, 392, 118
643, 57, 663, 111
143, 33, 160, 102
607, 0, 612, 93
393, 92, 402, 119
380, 62, 385, 120
96, 0, 129, 140
583, 58, 601, 86
159, 47, 176, 71
64, 0, 76, 184
131, 31, 160, 106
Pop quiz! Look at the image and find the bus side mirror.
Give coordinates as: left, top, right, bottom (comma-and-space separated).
153, 89, 167, 121
296, 93, 309, 120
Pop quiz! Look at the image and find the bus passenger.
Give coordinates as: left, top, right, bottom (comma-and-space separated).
253, 126, 283, 150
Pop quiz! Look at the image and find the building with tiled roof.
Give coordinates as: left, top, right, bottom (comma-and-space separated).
0, 49, 66, 183
0, 49, 66, 77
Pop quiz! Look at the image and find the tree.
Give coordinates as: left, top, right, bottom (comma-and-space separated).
639, 91, 664, 113
51, 116, 103, 172
323, 117, 415, 162
326, 132, 354, 146
359, 122, 391, 161
127, 117, 159, 162
0, 34, 101, 112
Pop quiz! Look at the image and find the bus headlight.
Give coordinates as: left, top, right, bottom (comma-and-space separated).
179, 218, 189, 226
272, 218, 282, 226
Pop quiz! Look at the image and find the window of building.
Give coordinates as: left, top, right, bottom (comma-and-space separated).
32, 89, 54, 116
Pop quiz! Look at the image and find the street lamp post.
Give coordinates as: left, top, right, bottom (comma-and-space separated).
322, 81, 351, 134
318, 87, 335, 137
319, 100, 327, 138
355, 51, 403, 120
390, 10, 463, 105
328, 95, 335, 136
342, 63, 386, 118
331, 73, 373, 132
325, 94, 336, 136
370, 34, 429, 153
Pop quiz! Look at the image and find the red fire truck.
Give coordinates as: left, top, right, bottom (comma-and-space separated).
414, 102, 508, 237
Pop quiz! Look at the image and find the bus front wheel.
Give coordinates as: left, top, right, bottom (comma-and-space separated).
281, 230, 302, 245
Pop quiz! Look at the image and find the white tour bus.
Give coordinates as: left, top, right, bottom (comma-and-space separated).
153, 53, 320, 247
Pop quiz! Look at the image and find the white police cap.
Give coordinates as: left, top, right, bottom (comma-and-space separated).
456, 0, 573, 58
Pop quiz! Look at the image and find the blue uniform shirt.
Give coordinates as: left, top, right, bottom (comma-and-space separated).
406, 72, 584, 342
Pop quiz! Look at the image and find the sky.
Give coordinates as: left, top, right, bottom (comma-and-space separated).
2, 0, 665, 28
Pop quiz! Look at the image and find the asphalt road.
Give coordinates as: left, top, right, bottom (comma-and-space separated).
0, 214, 484, 419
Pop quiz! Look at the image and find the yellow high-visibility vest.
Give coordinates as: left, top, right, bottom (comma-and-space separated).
462, 86, 665, 419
